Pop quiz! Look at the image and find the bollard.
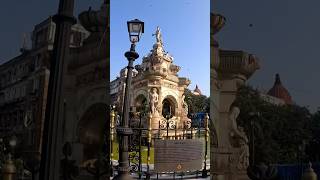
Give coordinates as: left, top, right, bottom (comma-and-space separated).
301, 162, 317, 180
2, 154, 16, 180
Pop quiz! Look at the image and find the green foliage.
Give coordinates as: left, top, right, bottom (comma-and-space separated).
234, 85, 313, 164
184, 89, 210, 114
306, 109, 320, 161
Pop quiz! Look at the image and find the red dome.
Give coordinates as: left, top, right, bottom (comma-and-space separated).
267, 74, 293, 104
193, 85, 202, 95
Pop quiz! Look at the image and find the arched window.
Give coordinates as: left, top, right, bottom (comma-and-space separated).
162, 98, 175, 117
135, 94, 147, 113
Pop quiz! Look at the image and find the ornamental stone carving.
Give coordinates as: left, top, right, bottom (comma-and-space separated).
237, 133, 250, 170
211, 12, 259, 180
149, 88, 159, 116
169, 64, 180, 75
152, 26, 163, 45
229, 107, 250, 171
109, 26, 192, 135
181, 94, 188, 115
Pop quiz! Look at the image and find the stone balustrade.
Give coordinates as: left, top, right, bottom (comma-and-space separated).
218, 50, 260, 79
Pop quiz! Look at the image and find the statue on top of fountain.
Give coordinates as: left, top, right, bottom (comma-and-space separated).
153, 26, 163, 45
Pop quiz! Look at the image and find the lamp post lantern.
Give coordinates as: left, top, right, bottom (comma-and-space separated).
127, 19, 144, 43
9, 136, 17, 158
9, 136, 17, 150
113, 19, 144, 180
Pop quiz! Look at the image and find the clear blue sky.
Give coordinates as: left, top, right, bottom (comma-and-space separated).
111, 0, 210, 96
0, 0, 101, 63
213, 0, 320, 112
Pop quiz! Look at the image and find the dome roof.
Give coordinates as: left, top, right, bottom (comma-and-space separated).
193, 85, 202, 96
267, 74, 292, 104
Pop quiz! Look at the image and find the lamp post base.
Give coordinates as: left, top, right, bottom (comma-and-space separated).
202, 169, 208, 178
113, 173, 134, 180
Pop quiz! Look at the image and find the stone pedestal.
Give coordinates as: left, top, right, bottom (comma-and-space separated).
151, 115, 163, 130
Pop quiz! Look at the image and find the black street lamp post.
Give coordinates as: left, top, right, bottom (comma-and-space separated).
113, 19, 144, 180
39, 0, 76, 179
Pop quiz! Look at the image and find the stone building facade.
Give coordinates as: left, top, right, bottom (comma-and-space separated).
110, 68, 138, 112
0, 16, 88, 156
0, 1, 107, 169
0, 50, 50, 156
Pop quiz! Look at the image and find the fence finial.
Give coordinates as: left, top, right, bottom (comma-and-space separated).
301, 162, 318, 180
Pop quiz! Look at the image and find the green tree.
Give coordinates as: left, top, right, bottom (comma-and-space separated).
306, 109, 320, 161
234, 85, 312, 164
184, 89, 209, 114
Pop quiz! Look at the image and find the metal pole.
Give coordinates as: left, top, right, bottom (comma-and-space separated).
138, 113, 142, 179
158, 121, 161, 139
175, 121, 177, 140
39, 0, 76, 179
110, 107, 115, 176
146, 114, 152, 180
191, 127, 193, 139
166, 116, 169, 139
202, 113, 209, 178
182, 122, 185, 139
198, 120, 201, 138
113, 43, 139, 180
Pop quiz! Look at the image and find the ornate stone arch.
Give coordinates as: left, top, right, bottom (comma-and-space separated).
132, 89, 148, 112
161, 94, 178, 117
77, 87, 107, 121
77, 103, 107, 162
73, 86, 107, 142
134, 94, 148, 112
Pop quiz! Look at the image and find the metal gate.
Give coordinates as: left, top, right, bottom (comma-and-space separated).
110, 110, 210, 179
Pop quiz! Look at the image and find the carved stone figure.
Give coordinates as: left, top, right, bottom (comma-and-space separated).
181, 94, 188, 115
153, 26, 163, 44
229, 106, 248, 143
149, 88, 159, 116
229, 106, 249, 170
230, 106, 240, 127
237, 127, 249, 170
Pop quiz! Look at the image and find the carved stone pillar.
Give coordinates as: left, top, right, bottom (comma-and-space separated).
211, 13, 260, 180
210, 13, 225, 180
210, 13, 224, 148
